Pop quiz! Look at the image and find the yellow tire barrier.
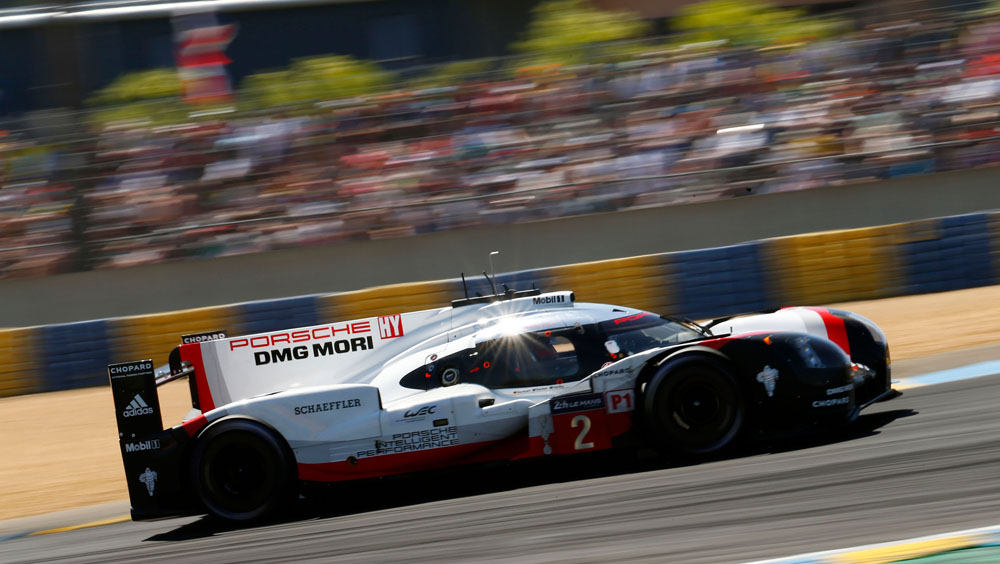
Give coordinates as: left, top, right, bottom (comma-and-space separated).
765, 225, 903, 306
550, 254, 672, 315
322, 280, 458, 322
0, 328, 39, 397
111, 305, 243, 368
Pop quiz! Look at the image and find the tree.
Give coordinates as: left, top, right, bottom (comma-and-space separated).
673, 0, 845, 46
90, 69, 182, 105
510, 0, 649, 65
86, 69, 188, 127
241, 55, 394, 110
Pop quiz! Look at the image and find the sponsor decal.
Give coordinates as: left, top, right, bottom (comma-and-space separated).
356, 427, 460, 457
756, 365, 779, 397
379, 315, 404, 339
123, 394, 155, 418
108, 361, 154, 380
254, 337, 375, 366
138, 467, 157, 496
613, 312, 650, 325
293, 398, 362, 415
812, 397, 851, 408
404, 405, 436, 418
594, 366, 633, 378
826, 384, 853, 396
511, 384, 566, 394
606, 389, 635, 414
533, 295, 566, 305
551, 393, 604, 415
182, 330, 227, 344
228, 321, 372, 351
124, 438, 161, 453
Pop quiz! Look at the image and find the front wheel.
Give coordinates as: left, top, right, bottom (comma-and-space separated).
191, 418, 297, 522
643, 357, 745, 455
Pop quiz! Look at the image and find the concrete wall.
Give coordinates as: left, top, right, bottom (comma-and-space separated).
1, 166, 994, 327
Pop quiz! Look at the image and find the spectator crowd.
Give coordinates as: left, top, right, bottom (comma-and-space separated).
3, 8, 1000, 279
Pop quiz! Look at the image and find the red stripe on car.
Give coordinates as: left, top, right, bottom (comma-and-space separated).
179, 342, 215, 412
806, 307, 851, 355
298, 438, 521, 482
180, 414, 208, 438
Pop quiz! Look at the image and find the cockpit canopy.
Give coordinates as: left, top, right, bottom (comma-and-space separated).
399, 311, 705, 391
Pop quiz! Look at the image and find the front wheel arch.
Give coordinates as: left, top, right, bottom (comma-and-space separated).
640, 353, 745, 455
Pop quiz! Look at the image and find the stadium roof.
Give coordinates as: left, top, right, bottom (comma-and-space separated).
0, 0, 371, 27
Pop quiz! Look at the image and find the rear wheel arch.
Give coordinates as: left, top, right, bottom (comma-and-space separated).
190, 416, 298, 522
196, 416, 289, 448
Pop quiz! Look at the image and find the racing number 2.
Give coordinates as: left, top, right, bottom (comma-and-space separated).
571, 415, 594, 450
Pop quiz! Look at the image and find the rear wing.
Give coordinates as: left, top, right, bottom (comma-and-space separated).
155, 329, 227, 385
107, 330, 228, 520
108, 360, 170, 518
151, 330, 229, 410
108, 360, 163, 439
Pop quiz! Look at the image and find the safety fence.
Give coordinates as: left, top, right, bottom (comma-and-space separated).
2, 209, 998, 398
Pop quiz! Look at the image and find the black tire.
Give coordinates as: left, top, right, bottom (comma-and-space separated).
643, 357, 744, 455
191, 418, 297, 522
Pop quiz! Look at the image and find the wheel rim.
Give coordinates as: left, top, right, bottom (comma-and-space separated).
203, 438, 275, 514
672, 379, 724, 428
658, 368, 740, 451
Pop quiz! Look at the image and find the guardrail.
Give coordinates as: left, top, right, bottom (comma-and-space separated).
2, 209, 997, 397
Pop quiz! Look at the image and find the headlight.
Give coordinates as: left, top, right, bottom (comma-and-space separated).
791, 336, 824, 369
851, 363, 875, 384
789, 335, 850, 369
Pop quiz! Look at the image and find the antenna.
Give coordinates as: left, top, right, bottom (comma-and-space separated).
483, 271, 497, 295
450, 250, 540, 307
488, 250, 499, 294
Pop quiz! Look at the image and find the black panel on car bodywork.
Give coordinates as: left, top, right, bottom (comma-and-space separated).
120, 426, 198, 521
715, 332, 857, 433
837, 312, 892, 406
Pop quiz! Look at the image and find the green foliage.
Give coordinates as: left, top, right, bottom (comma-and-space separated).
90, 68, 182, 105
85, 69, 188, 127
511, 0, 649, 65
240, 71, 295, 109
673, 0, 845, 46
241, 55, 395, 109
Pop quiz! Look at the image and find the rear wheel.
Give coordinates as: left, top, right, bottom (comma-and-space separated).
644, 358, 744, 455
192, 419, 296, 522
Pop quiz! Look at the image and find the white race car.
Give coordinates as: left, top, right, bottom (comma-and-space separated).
109, 286, 895, 522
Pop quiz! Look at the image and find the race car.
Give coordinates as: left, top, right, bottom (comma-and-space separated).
108, 286, 897, 523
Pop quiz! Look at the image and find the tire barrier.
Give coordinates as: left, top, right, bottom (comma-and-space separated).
3, 209, 999, 397
0, 329, 38, 397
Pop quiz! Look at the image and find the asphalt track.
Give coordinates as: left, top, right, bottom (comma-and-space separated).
3, 357, 1000, 563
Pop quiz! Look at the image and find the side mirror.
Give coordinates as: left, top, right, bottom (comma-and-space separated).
604, 340, 620, 355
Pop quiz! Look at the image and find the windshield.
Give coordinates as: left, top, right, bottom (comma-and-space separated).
599, 312, 703, 356
470, 331, 584, 389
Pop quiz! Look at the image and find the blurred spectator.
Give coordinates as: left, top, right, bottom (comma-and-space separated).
4, 7, 1000, 279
